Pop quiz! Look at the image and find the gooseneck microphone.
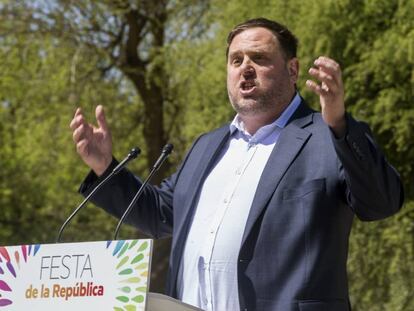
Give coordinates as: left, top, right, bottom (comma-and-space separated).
56, 147, 141, 243
113, 143, 173, 240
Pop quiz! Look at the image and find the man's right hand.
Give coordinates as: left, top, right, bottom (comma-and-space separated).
70, 105, 113, 176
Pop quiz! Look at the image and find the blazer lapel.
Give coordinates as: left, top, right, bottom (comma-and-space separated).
241, 102, 314, 246
170, 126, 231, 294
175, 125, 231, 239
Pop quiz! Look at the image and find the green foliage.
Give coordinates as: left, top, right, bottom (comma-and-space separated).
0, 0, 413, 308
349, 201, 414, 311
0, 29, 140, 243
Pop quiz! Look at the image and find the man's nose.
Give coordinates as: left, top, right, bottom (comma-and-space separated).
241, 61, 255, 78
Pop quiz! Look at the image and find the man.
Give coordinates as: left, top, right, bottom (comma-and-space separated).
70, 18, 403, 311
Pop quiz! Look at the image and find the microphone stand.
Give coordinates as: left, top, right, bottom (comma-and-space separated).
113, 144, 173, 240
56, 147, 140, 243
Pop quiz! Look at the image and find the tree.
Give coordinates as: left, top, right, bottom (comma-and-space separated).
2, 0, 210, 178
1, 0, 213, 293
1, 0, 413, 307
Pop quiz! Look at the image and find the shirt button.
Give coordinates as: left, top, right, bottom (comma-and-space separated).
223, 198, 228, 203
236, 169, 242, 175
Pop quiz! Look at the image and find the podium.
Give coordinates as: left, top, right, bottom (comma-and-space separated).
0, 240, 203, 310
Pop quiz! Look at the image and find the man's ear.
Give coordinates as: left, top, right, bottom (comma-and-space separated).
288, 58, 299, 84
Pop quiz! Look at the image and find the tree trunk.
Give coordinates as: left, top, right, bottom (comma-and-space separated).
121, 3, 171, 293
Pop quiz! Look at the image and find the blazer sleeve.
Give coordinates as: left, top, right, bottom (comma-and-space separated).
78, 135, 204, 239
332, 114, 404, 221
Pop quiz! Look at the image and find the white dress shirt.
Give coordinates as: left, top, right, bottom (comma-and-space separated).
177, 94, 301, 310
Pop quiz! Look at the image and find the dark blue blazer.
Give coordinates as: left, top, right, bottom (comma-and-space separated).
81, 102, 403, 311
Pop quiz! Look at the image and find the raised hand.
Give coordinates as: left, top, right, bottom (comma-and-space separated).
306, 56, 346, 137
70, 105, 113, 176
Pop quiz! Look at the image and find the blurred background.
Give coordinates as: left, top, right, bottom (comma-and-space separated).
0, 0, 413, 309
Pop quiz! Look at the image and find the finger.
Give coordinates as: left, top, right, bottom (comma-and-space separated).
314, 56, 342, 81
306, 79, 329, 97
76, 138, 89, 156
321, 82, 330, 92
73, 120, 94, 142
70, 107, 83, 127
315, 56, 340, 71
69, 114, 85, 130
95, 105, 109, 131
72, 123, 86, 143
74, 107, 82, 118
308, 67, 337, 92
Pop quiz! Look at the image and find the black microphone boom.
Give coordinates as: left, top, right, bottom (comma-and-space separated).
56, 147, 141, 243
113, 143, 173, 240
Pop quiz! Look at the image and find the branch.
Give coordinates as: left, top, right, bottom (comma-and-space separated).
124, 9, 147, 68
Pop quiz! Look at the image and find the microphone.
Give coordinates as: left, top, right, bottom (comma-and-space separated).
113, 143, 173, 240
56, 147, 141, 243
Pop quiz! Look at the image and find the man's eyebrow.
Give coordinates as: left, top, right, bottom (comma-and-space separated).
229, 48, 270, 58
228, 51, 242, 59
250, 50, 269, 56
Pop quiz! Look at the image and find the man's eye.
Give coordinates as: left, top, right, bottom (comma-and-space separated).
232, 58, 242, 65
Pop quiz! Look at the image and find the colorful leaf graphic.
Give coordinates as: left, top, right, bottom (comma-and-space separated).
135, 287, 146, 293
6, 262, 16, 278
21, 246, 27, 262
113, 241, 125, 256
116, 296, 129, 303
128, 240, 138, 250
134, 263, 148, 270
14, 252, 20, 269
119, 286, 131, 293
0, 299, 12, 307
117, 243, 129, 258
119, 268, 133, 276
33, 245, 41, 256
106, 240, 112, 249
132, 295, 144, 303
137, 242, 148, 252
121, 277, 140, 283
0, 248, 10, 262
0, 280, 11, 292
131, 254, 144, 265
116, 256, 129, 269
112, 240, 151, 310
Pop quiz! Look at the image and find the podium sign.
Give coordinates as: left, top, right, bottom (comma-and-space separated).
0, 240, 153, 310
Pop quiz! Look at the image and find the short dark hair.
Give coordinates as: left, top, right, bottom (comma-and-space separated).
226, 18, 298, 60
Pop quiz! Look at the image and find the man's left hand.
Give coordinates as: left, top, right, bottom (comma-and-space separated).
306, 56, 346, 138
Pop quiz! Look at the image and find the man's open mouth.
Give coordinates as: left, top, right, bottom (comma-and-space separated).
240, 80, 257, 96
241, 80, 256, 90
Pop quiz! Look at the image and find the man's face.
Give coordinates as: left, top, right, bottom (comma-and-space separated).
227, 27, 298, 118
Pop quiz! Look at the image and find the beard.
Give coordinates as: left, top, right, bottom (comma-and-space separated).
228, 80, 291, 117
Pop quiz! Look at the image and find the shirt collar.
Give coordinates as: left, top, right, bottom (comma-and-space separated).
229, 92, 302, 142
